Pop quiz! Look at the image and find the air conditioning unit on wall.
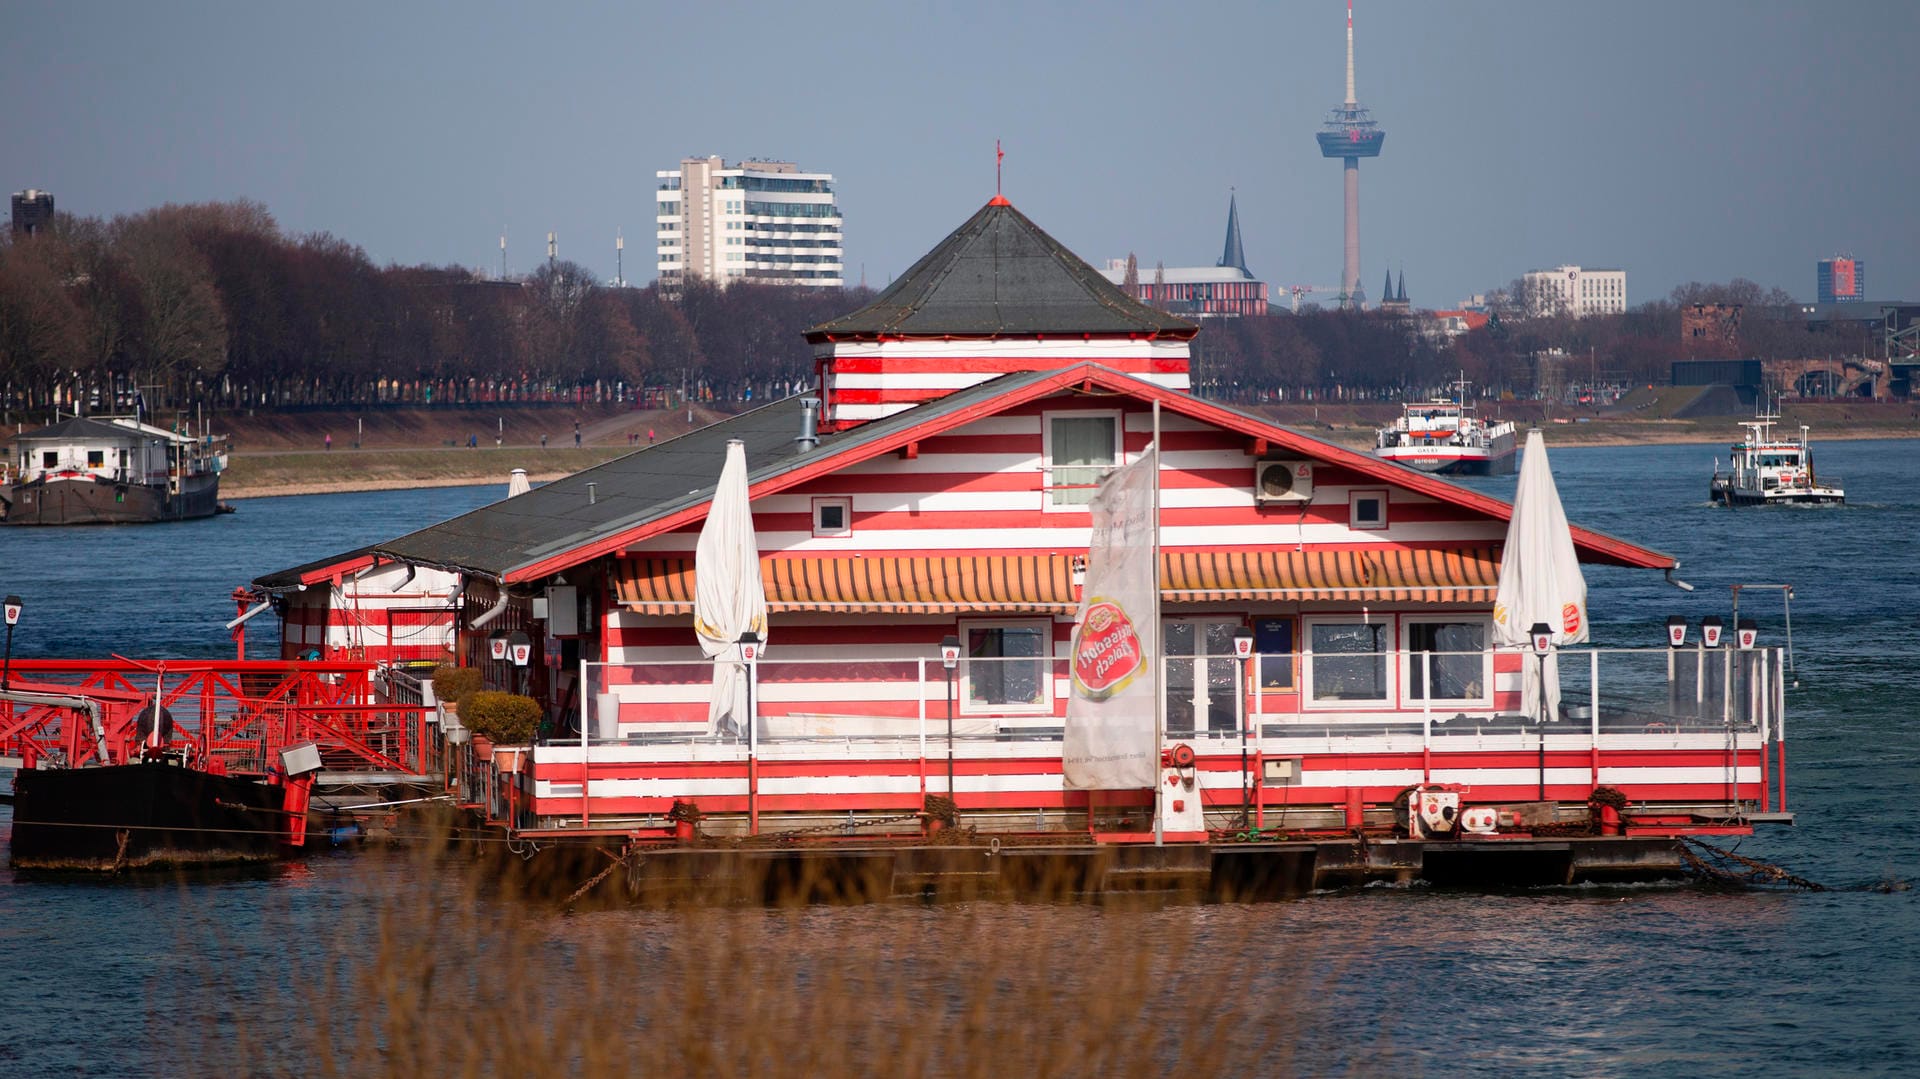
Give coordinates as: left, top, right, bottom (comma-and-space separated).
1254, 460, 1315, 503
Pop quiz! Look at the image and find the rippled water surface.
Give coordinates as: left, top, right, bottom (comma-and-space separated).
3, 443, 1917, 1075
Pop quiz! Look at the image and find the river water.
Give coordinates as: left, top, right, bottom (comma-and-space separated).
2, 442, 1917, 1075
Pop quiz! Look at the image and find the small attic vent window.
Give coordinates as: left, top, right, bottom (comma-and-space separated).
813, 497, 852, 537
1350, 490, 1388, 531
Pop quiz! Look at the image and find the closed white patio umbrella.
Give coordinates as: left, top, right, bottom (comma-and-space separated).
694, 439, 767, 737
1492, 429, 1589, 729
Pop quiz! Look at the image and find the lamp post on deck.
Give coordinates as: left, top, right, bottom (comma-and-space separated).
1666, 615, 1688, 717
3, 595, 21, 691
1530, 621, 1553, 802
1232, 627, 1254, 826
940, 635, 960, 801
739, 631, 763, 835
738, 631, 762, 744
508, 630, 531, 697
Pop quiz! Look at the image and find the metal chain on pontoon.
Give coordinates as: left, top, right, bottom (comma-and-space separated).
1680, 837, 1825, 891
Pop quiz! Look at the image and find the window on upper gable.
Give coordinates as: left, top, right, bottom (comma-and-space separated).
1046, 412, 1120, 507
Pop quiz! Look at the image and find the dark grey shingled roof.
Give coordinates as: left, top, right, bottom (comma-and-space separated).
9, 416, 144, 443
805, 198, 1197, 339
255, 368, 1077, 588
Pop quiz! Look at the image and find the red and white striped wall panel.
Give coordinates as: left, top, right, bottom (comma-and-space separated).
821, 338, 1191, 424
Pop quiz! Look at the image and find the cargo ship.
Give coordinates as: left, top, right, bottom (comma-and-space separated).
1373, 385, 1516, 476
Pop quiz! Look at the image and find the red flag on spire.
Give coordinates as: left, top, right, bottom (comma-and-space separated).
996, 140, 1004, 194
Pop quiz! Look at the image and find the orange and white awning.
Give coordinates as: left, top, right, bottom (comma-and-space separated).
616, 546, 1500, 616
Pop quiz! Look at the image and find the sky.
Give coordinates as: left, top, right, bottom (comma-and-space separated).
6, 1, 1917, 310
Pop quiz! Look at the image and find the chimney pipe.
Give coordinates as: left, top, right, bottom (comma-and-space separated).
796, 397, 820, 451
588, 482, 598, 505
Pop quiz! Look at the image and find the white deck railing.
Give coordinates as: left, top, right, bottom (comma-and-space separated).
571, 646, 1782, 753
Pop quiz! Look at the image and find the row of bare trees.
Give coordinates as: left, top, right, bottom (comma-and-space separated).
2, 199, 1870, 421
0, 201, 864, 418
1198, 278, 1872, 404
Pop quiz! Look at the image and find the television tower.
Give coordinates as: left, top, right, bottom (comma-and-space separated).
1316, 0, 1385, 309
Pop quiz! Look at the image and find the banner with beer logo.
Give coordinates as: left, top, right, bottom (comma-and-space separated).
1064, 444, 1159, 789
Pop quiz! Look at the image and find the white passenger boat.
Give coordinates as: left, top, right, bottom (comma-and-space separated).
1373, 382, 1516, 475
1709, 406, 1843, 506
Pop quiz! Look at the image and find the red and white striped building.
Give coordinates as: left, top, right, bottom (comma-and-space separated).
257, 197, 1786, 843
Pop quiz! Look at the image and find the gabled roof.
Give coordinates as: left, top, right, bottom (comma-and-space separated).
8, 416, 172, 444
258, 364, 1674, 590
805, 198, 1197, 340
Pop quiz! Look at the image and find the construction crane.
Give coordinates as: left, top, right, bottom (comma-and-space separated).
1279, 285, 1341, 314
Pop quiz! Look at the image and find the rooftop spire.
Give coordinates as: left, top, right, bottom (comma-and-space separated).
1217, 190, 1250, 275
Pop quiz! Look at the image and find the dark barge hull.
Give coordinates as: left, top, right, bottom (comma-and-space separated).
4, 472, 222, 525
9, 762, 284, 871
499, 834, 1694, 906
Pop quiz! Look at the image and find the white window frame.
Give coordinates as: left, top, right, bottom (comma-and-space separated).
811, 496, 852, 538
1349, 488, 1389, 531
1041, 409, 1122, 512
1301, 614, 1396, 711
1399, 615, 1493, 709
957, 618, 1054, 716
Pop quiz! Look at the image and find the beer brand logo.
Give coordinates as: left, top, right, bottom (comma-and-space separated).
1562, 602, 1582, 636
1072, 599, 1144, 700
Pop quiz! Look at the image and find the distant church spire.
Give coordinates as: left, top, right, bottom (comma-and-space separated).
1382, 268, 1394, 308
1396, 268, 1407, 303
1217, 191, 1250, 276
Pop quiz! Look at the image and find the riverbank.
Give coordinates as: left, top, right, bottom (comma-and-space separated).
1254, 397, 1920, 452
209, 399, 1919, 498
216, 403, 725, 498
221, 447, 625, 499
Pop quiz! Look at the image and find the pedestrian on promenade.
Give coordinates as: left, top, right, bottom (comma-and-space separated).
324, 433, 332, 451
648, 428, 655, 445
574, 420, 582, 448
541, 434, 547, 449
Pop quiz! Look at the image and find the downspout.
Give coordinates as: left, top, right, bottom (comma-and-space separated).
469, 593, 511, 631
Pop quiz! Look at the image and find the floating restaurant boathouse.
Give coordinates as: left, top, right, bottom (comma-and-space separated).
252, 197, 1790, 891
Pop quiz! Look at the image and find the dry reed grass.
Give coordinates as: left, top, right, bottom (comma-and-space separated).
193, 824, 1333, 1078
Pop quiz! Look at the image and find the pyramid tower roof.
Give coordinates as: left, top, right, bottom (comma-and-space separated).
806, 198, 1195, 340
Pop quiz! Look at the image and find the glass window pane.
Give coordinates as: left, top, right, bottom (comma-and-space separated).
966, 624, 1047, 708
1050, 416, 1116, 505
1408, 621, 1486, 700
1311, 622, 1387, 701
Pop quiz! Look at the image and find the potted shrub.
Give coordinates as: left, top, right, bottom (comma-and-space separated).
461, 691, 542, 766
428, 663, 484, 744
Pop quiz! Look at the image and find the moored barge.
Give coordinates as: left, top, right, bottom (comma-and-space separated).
5, 415, 229, 525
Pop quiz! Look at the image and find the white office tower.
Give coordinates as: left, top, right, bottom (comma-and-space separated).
656, 157, 844, 289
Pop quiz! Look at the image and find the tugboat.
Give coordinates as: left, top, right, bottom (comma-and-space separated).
1709, 403, 1844, 506
5, 414, 229, 525
1373, 378, 1517, 475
